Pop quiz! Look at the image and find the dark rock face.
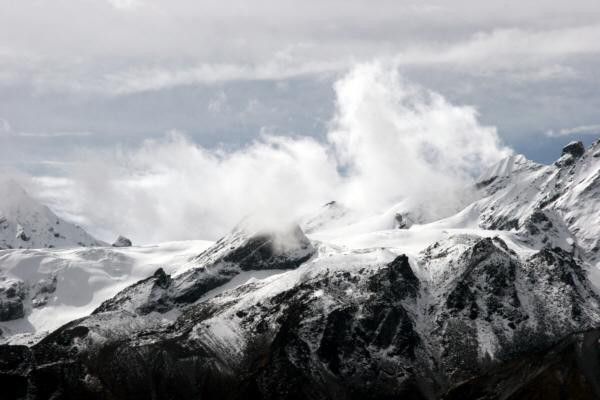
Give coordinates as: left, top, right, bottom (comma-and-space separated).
443, 329, 600, 400
31, 275, 57, 308
482, 215, 519, 231
112, 235, 132, 247
195, 224, 314, 271
93, 267, 174, 315
0, 280, 26, 321
1, 255, 432, 400
1, 236, 599, 399
16, 230, 30, 242
394, 213, 408, 229
99, 226, 315, 313
172, 224, 315, 304
561, 141, 585, 159
556, 141, 586, 167
222, 229, 312, 271
171, 265, 238, 304
475, 176, 498, 190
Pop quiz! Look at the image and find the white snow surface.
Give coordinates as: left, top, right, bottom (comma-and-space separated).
0, 240, 212, 344
0, 139, 599, 354
0, 179, 104, 249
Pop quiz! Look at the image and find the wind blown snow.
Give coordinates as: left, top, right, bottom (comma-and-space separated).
26, 62, 511, 243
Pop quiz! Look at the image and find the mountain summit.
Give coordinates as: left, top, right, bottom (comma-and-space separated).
0, 179, 103, 250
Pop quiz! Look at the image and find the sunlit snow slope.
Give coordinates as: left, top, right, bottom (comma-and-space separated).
0, 240, 212, 344
0, 179, 103, 250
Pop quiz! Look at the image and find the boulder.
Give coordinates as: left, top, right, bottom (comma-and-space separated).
112, 235, 132, 247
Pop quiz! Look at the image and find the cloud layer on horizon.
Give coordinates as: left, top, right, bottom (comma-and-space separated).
24, 63, 510, 243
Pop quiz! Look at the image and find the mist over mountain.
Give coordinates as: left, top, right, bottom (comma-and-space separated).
2, 2, 600, 399
21, 63, 511, 244
0, 137, 598, 399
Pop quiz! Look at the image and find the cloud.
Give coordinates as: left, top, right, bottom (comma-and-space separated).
105, 0, 143, 10
395, 24, 600, 77
16, 131, 94, 138
207, 91, 228, 113
26, 24, 600, 95
0, 118, 93, 138
27, 62, 510, 243
99, 59, 345, 95
546, 124, 600, 137
0, 118, 12, 136
4, 1, 600, 94
328, 61, 511, 216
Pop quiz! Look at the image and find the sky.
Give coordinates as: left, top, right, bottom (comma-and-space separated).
1, 0, 600, 242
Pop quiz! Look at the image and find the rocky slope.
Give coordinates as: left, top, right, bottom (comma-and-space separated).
0, 179, 103, 250
0, 240, 213, 338
0, 139, 599, 399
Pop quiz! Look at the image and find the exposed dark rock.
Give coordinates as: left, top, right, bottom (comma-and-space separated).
394, 213, 412, 229
112, 235, 132, 247
483, 216, 519, 231
173, 225, 315, 305
444, 329, 600, 400
561, 141, 585, 159
16, 230, 30, 242
0, 280, 26, 321
171, 265, 238, 304
32, 275, 58, 308
93, 267, 174, 315
1, 232, 599, 399
221, 226, 313, 271
475, 176, 498, 190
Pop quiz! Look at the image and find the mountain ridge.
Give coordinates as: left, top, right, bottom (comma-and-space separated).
0, 139, 598, 399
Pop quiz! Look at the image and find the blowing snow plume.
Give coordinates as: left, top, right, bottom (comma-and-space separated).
30, 62, 511, 243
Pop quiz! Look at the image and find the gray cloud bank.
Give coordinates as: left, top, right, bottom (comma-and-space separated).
2, 1, 600, 94
2, 0, 600, 242
20, 63, 510, 243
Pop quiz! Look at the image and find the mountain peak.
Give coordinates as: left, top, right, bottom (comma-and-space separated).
561, 140, 585, 158
0, 179, 104, 249
478, 153, 539, 183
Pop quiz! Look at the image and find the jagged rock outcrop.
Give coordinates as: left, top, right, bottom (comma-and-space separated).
1, 233, 598, 399
0, 279, 26, 321
475, 140, 600, 268
112, 235, 132, 247
172, 223, 314, 305
93, 267, 173, 315
31, 275, 57, 308
0, 139, 599, 399
561, 140, 586, 159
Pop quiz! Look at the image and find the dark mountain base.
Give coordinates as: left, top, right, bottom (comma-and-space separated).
2, 330, 600, 399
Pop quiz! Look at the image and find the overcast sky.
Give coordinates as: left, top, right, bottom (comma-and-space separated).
2, 0, 600, 242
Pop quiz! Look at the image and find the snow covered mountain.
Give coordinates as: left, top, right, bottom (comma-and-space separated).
0, 139, 599, 399
0, 179, 103, 250
0, 240, 213, 342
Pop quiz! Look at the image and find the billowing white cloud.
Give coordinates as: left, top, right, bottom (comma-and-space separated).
28, 63, 510, 243
329, 61, 510, 216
